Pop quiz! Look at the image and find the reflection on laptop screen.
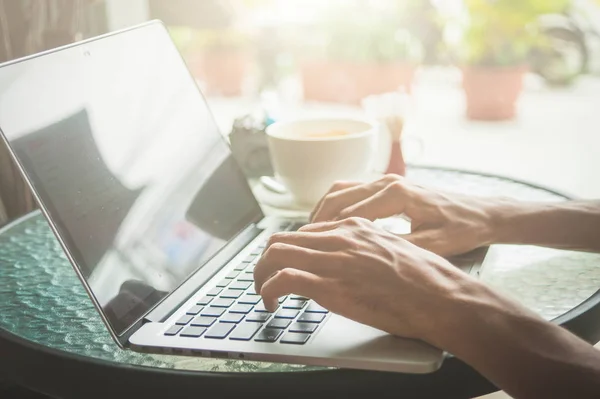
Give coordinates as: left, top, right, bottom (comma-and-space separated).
0, 23, 263, 335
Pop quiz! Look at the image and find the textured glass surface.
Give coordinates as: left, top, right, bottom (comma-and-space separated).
1, 167, 599, 372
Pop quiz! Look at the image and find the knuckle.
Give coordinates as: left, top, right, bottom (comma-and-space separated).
383, 174, 402, 183
278, 268, 299, 281
268, 241, 288, 254
337, 208, 352, 220
266, 233, 286, 248
345, 216, 364, 226
262, 241, 286, 261
323, 192, 337, 203
331, 180, 348, 190
387, 180, 405, 195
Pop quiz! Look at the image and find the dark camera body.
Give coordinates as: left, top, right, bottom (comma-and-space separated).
229, 114, 274, 178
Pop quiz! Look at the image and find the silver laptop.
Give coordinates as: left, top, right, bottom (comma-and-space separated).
0, 21, 487, 373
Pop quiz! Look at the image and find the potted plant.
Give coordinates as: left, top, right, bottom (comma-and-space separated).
299, 6, 423, 105
172, 27, 252, 97
460, 0, 569, 120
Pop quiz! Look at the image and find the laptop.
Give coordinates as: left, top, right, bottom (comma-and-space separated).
0, 21, 487, 373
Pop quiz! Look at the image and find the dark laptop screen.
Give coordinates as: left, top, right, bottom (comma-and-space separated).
0, 22, 263, 336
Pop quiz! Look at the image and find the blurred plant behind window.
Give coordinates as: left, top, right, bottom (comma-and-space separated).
462, 0, 570, 66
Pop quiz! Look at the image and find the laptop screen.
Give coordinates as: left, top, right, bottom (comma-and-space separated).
0, 22, 264, 336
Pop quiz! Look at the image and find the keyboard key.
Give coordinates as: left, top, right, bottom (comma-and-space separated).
220, 289, 243, 299
239, 295, 261, 305
216, 279, 231, 288
289, 322, 318, 333
254, 328, 283, 342
246, 312, 271, 323
278, 296, 288, 304
176, 315, 194, 325
275, 309, 299, 319
290, 295, 309, 300
204, 323, 236, 339
283, 300, 307, 310
229, 281, 252, 290
197, 296, 213, 306
207, 287, 223, 297
237, 274, 254, 282
244, 265, 255, 272
164, 325, 183, 336
191, 316, 217, 327
281, 332, 311, 345
297, 313, 326, 323
180, 326, 207, 338
267, 318, 292, 329
267, 319, 292, 330
246, 287, 258, 295
229, 322, 262, 341
233, 263, 247, 271
186, 305, 203, 315
242, 255, 256, 263
220, 313, 245, 323
230, 304, 253, 314
250, 248, 263, 256
305, 303, 329, 314
254, 302, 276, 313
211, 298, 235, 308
200, 307, 226, 317
225, 271, 241, 279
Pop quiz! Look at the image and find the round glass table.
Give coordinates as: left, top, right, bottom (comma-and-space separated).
1, 166, 600, 399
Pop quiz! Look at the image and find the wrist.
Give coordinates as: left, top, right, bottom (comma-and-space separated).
426, 277, 544, 359
484, 197, 524, 245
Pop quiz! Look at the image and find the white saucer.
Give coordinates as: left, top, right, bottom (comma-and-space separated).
252, 181, 313, 218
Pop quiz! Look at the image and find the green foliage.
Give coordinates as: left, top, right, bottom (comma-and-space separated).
169, 27, 250, 54
463, 0, 570, 66
309, 4, 423, 64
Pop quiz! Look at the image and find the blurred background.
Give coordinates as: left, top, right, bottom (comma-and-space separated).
1, 2, 599, 398
1, 0, 600, 222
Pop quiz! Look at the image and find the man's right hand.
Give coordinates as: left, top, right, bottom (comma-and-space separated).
310, 174, 503, 256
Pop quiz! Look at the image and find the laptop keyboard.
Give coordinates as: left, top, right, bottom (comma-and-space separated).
164, 222, 330, 345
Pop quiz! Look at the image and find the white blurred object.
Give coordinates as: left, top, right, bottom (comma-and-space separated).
361, 90, 424, 168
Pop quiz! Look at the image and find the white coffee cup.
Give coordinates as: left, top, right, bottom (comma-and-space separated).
266, 118, 378, 207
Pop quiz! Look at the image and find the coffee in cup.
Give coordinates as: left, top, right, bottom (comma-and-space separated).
265, 118, 378, 207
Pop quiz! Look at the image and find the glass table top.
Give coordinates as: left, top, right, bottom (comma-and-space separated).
1, 167, 599, 373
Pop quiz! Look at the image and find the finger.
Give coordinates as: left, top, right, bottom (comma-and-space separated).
254, 243, 336, 294
266, 230, 341, 252
312, 175, 402, 223
298, 220, 343, 233
310, 181, 360, 221
337, 180, 409, 221
260, 268, 325, 311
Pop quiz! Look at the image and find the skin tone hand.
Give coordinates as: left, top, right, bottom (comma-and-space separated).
310, 174, 498, 257
254, 217, 471, 342
254, 216, 600, 399
310, 174, 600, 255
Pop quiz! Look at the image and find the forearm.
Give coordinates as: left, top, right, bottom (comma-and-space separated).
488, 199, 600, 252
433, 281, 600, 399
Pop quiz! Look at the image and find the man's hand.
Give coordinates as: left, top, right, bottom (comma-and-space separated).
254, 217, 473, 343
310, 174, 500, 256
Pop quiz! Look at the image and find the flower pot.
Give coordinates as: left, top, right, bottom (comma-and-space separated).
462, 66, 527, 121
187, 50, 250, 96
300, 61, 415, 105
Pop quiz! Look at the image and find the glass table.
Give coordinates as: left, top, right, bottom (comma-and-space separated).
1, 166, 600, 399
